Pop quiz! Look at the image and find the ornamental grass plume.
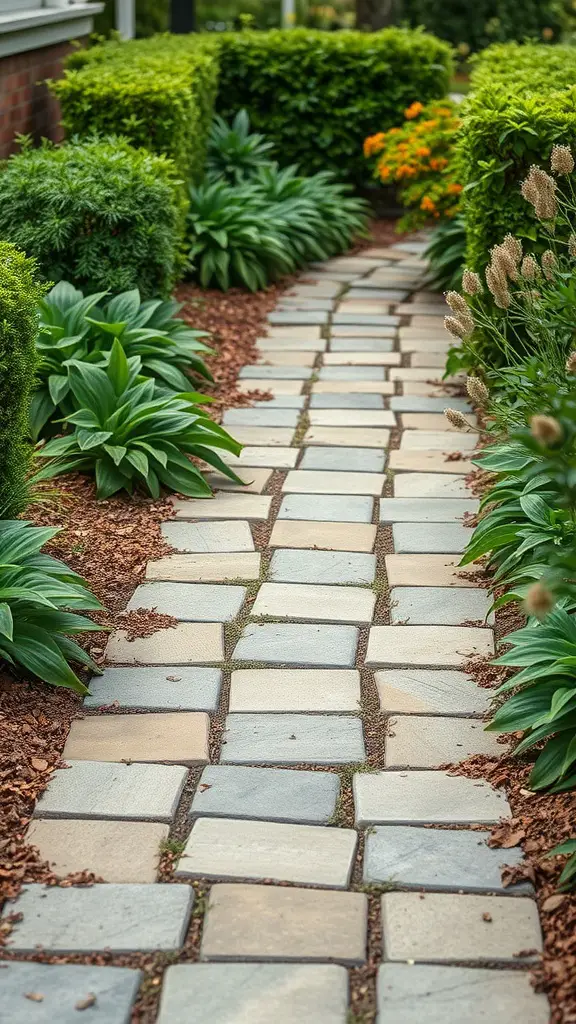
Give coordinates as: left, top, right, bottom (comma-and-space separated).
550, 144, 575, 176
521, 165, 558, 220
566, 351, 576, 374
569, 235, 576, 258
444, 408, 472, 431
541, 249, 558, 280
485, 265, 510, 309
466, 376, 489, 408
462, 269, 482, 295
502, 233, 523, 265
521, 255, 539, 281
524, 581, 555, 619
491, 242, 518, 282
445, 290, 470, 317
530, 414, 563, 446
444, 314, 472, 340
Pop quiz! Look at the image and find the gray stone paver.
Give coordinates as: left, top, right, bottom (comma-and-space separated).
233, 622, 359, 666
392, 522, 473, 554
128, 582, 246, 621
329, 336, 394, 351
229, 668, 361, 712
268, 310, 328, 325
390, 396, 472, 413
2, 962, 142, 1024
162, 520, 253, 552
84, 666, 222, 711
366, 625, 494, 667
269, 548, 377, 585
157, 963, 348, 1024
3, 884, 194, 953
309, 408, 395, 426
221, 714, 365, 764
319, 366, 385, 380
190, 765, 340, 823
176, 817, 357, 887
279, 493, 374, 523
232, 426, 296, 447
252, 582, 375, 624
393, 472, 470, 498
240, 365, 313, 379
225, 445, 300, 467
106, 623, 224, 665
304, 426, 390, 448
205, 467, 272, 494
390, 586, 493, 625
299, 446, 386, 473
375, 669, 489, 717
284, 469, 385, 496
222, 408, 300, 427
172, 493, 271, 520
34, 761, 188, 822
386, 716, 502, 767
353, 771, 510, 827
310, 392, 385, 407
380, 498, 478, 522
147, 552, 261, 583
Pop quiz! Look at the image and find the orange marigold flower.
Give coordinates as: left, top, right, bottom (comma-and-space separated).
435, 107, 453, 117
416, 146, 431, 157
446, 183, 463, 195
387, 127, 401, 135
363, 132, 386, 157
378, 164, 391, 180
404, 101, 424, 120
420, 119, 438, 130
420, 196, 436, 212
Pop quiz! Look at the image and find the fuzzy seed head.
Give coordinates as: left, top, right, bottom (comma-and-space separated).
521, 165, 558, 220
524, 581, 555, 619
502, 233, 523, 265
541, 249, 558, 280
445, 290, 470, 317
569, 235, 576, 258
530, 414, 563, 446
444, 408, 471, 431
462, 269, 482, 296
444, 315, 470, 340
466, 375, 489, 407
566, 351, 576, 374
521, 255, 539, 281
485, 266, 511, 308
551, 143, 574, 175
491, 243, 518, 282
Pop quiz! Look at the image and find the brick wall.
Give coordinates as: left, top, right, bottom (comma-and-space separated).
0, 39, 86, 158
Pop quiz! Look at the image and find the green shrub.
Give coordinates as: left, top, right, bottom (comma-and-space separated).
400, 0, 571, 55
207, 109, 274, 184
0, 243, 45, 517
0, 138, 182, 300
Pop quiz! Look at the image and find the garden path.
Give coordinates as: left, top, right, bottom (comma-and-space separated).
2, 243, 549, 1023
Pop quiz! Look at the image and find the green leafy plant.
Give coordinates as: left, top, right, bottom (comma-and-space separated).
206, 109, 274, 184
547, 838, 576, 890
33, 340, 242, 499
425, 215, 466, 291
0, 519, 102, 694
32, 281, 213, 438
400, 0, 570, 55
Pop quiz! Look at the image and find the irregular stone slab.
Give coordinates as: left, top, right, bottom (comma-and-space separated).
190, 764, 339, 823
401, 431, 478, 452
389, 368, 462, 382
106, 623, 224, 665
354, 770, 509, 827
323, 352, 400, 367
337, 300, 392, 315
386, 715, 502, 767
176, 818, 357, 887
390, 587, 493, 626
287, 281, 343, 296
258, 350, 317, 367
268, 310, 328, 325
309, 409, 395, 426
252, 582, 375, 625
173, 493, 271, 521
312, 379, 394, 394
381, 498, 477, 523
63, 712, 210, 765
1, 962, 142, 1024
256, 335, 324, 351
240, 365, 313, 379
205, 467, 272, 495
270, 520, 376, 552
331, 326, 399, 338
304, 427, 390, 448
128, 583, 246, 622
221, 714, 365, 764
365, 826, 528, 893
310, 392, 385, 408
84, 666, 221, 712
381, 892, 542, 963
157, 963, 348, 1024
266, 326, 322, 341
391, 396, 472, 413
4, 884, 194, 954
319, 366, 385, 380
402, 412, 476, 431
366, 625, 493, 667
270, 549, 376, 585
376, 669, 488, 716
232, 427, 295, 447
201, 884, 367, 964
225, 445, 300, 468
385, 554, 483, 588
347, 287, 409, 300
162, 520, 254, 552
279, 493, 373, 523
237, 378, 303, 395
320, 256, 383, 272
275, 297, 333, 309
222, 408, 300, 427
229, 668, 361, 712
147, 552, 261, 583
332, 313, 399, 326
233, 624, 359, 667
377, 963, 550, 1024
389, 451, 474, 474
329, 337, 395, 351
26, 819, 168, 883
392, 523, 473, 554
411, 353, 449, 369
393, 473, 470, 498
283, 469, 385, 496
300, 446, 386, 473
34, 761, 187, 822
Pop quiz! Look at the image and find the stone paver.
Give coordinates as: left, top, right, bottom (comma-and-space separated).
308, 409, 395, 426
268, 310, 328, 325
287, 281, 342, 297
157, 963, 348, 1024
353, 770, 510, 827
26, 819, 168, 883
366, 625, 494, 667
393, 472, 470, 498
392, 522, 473, 554
313, 380, 394, 394
389, 451, 474, 474
252, 582, 375, 624
251, 395, 306, 408
233, 623, 358, 666
390, 396, 472, 413
319, 366, 385, 380
173, 493, 271, 521
390, 586, 493, 625
63, 713, 210, 765
147, 552, 261, 583
279, 493, 373, 523
226, 445, 299, 468
300, 446, 386, 473
411, 352, 449, 369
201, 884, 367, 964
162, 520, 254, 552
375, 669, 489, 716
310, 392, 385, 408
176, 818, 357, 887
222, 408, 300, 427
381, 892, 542, 963
270, 520, 376, 552
3, 884, 194, 953
34, 761, 187, 822
329, 337, 394, 351
258, 350, 317, 367
385, 716, 503, 768
364, 826, 528, 893
2, 962, 142, 1024
190, 765, 339, 823
380, 498, 477, 523
266, 326, 322, 341
332, 314, 399, 326
221, 714, 365, 764
377, 964, 550, 1024
84, 666, 222, 712
283, 469, 385, 496
270, 549, 376, 585
304, 426, 390, 447
128, 583, 246, 621
402, 412, 476, 431
232, 427, 296, 447
256, 336, 326, 351
347, 288, 409, 300
237, 378, 303, 395
401, 431, 478, 452
204, 467, 272, 495
229, 668, 361, 712
322, 353, 400, 367
385, 554, 484, 588
106, 623, 224, 665
240, 365, 313, 379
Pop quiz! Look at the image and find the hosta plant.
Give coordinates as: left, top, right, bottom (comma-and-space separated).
206, 109, 274, 185
33, 340, 243, 499
0, 519, 101, 693
32, 282, 213, 439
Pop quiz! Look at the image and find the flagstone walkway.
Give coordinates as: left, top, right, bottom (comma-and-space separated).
2, 243, 549, 1023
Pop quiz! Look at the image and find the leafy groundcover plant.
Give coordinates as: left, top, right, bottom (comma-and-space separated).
0, 519, 101, 694
33, 340, 243, 499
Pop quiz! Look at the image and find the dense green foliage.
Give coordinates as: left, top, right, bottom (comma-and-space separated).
401, 0, 570, 54
0, 139, 182, 300
0, 519, 102, 693
0, 244, 45, 517
424, 217, 466, 291
207, 109, 274, 184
